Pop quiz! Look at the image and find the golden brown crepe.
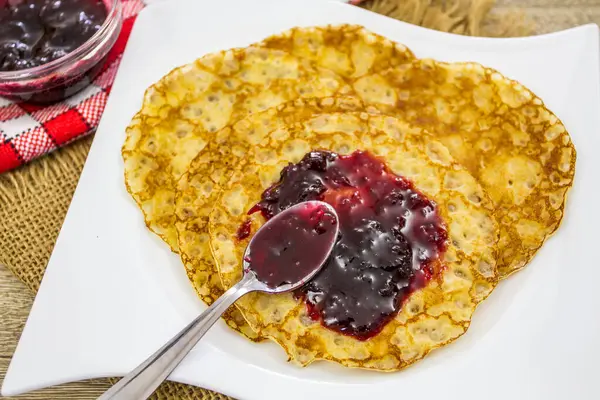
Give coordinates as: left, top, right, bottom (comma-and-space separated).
350, 59, 576, 277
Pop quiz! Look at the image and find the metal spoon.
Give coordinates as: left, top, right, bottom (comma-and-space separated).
99, 200, 339, 400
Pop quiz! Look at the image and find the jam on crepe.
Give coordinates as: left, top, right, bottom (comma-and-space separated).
244, 150, 448, 340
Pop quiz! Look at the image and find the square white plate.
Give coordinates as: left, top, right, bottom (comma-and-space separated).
3, 0, 600, 399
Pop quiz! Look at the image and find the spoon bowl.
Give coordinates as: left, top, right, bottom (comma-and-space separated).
242, 200, 339, 294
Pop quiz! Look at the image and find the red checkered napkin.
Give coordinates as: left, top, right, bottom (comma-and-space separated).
0, 0, 145, 174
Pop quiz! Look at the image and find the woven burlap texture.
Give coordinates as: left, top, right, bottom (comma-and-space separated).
0, 1, 529, 399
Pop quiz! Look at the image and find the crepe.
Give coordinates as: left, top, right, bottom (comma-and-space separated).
259, 24, 414, 78
122, 46, 350, 253
126, 24, 575, 351
207, 97, 499, 370
351, 59, 576, 277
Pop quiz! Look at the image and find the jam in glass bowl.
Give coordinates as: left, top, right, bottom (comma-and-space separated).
0, 0, 122, 103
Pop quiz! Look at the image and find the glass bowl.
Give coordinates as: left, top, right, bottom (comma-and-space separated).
0, 0, 123, 103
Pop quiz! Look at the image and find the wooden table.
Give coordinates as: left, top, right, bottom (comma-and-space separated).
1, 0, 599, 398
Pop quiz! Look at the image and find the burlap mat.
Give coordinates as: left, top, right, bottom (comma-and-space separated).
0, 1, 530, 399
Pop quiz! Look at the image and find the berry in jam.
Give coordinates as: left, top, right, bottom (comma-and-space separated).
236, 219, 253, 240
243, 201, 338, 289
0, 0, 107, 71
245, 150, 448, 340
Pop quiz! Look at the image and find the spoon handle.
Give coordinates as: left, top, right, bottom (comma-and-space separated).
98, 274, 257, 400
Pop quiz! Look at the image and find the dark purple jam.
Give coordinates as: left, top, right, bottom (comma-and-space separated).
0, 0, 107, 71
243, 202, 338, 289
245, 150, 448, 340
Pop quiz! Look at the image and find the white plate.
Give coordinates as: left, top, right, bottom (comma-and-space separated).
3, 0, 600, 398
